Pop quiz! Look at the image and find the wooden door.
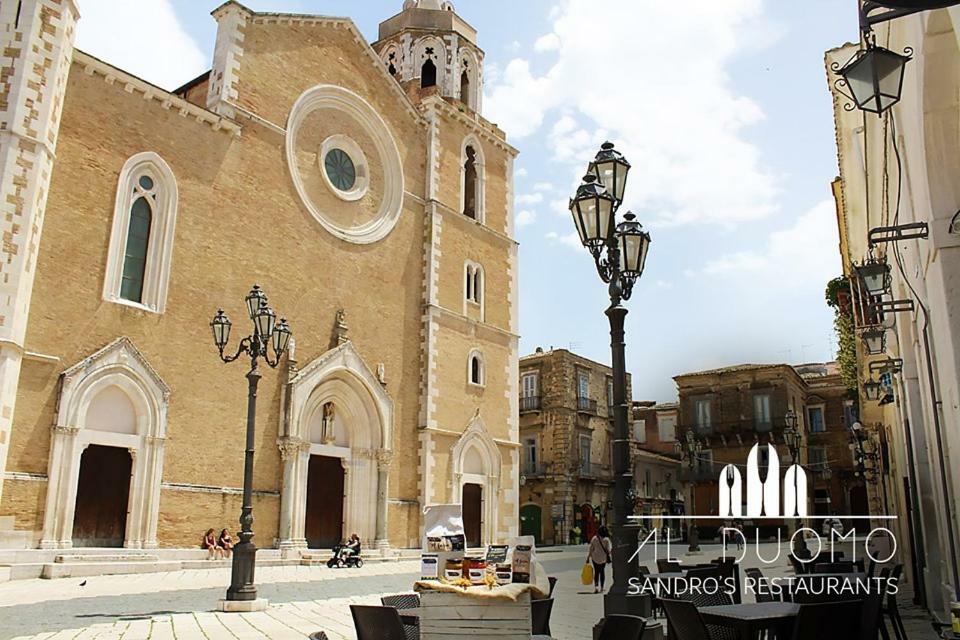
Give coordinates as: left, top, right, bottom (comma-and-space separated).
520, 504, 542, 545
305, 456, 344, 548
463, 483, 482, 547
72, 445, 131, 547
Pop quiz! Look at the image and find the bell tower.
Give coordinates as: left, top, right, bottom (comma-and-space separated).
0, 0, 79, 503
373, 1, 484, 113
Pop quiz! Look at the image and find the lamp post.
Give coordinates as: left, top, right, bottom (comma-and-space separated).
568, 142, 651, 618
675, 430, 703, 553
210, 285, 292, 607
783, 410, 808, 555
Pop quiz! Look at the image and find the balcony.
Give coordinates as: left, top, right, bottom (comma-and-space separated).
520, 395, 542, 413
577, 397, 598, 415
576, 461, 603, 478
522, 460, 546, 477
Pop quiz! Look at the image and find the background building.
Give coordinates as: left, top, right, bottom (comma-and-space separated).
0, 0, 519, 552
674, 362, 865, 540
826, 6, 960, 616
517, 348, 632, 545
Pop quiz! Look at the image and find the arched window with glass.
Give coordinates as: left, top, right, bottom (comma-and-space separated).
104, 153, 179, 313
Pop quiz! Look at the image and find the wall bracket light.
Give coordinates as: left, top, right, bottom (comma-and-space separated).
869, 222, 929, 246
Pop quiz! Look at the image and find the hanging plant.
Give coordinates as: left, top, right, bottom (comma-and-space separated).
826, 275, 858, 395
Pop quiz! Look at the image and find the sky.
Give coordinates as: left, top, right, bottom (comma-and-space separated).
73, 0, 860, 402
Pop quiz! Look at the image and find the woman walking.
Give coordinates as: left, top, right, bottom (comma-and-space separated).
587, 525, 613, 594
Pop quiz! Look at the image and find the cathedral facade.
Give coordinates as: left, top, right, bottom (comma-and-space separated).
0, 0, 519, 551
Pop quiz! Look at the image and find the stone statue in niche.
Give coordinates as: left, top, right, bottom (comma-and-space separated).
321, 402, 336, 444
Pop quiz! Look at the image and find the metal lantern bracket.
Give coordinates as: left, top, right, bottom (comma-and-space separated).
868, 222, 929, 246
872, 299, 916, 314
861, 1, 960, 29
870, 358, 904, 374
951, 210, 960, 236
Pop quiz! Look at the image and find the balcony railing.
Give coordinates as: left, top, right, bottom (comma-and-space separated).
678, 416, 802, 439
520, 395, 542, 413
577, 397, 598, 414
522, 460, 546, 476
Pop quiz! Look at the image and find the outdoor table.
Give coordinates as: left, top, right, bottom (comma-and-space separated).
413, 579, 548, 639
782, 572, 869, 602
699, 602, 800, 640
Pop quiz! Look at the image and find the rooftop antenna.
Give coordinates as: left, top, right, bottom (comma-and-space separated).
568, 341, 582, 352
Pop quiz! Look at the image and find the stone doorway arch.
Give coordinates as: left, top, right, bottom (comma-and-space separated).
450, 413, 501, 547
41, 338, 169, 549
277, 342, 394, 552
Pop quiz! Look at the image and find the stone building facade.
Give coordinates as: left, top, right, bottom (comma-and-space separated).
826, 7, 960, 616
517, 348, 632, 546
0, 0, 520, 552
631, 402, 683, 535
674, 362, 865, 540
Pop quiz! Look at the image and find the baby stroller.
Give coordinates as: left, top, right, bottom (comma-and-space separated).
326, 542, 363, 568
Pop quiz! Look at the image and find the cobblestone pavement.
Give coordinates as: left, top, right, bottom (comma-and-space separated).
0, 545, 942, 639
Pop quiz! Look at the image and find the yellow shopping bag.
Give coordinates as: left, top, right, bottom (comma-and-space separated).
581, 562, 594, 585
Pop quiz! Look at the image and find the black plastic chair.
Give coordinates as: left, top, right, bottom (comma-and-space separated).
381, 594, 420, 640
351, 605, 408, 640
548, 575, 558, 597
662, 598, 711, 640
658, 558, 682, 573
859, 577, 888, 640
746, 567, 779, 603
598, 613, 647, 640
531, 597, 554, 636
792, 601, 862, 639
882, 565, 907, 640
812, 561, 857, 573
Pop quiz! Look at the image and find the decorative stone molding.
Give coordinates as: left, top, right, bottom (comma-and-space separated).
102, 152, 179, 314
286, 85, 405, 245
74, 52, 240, 137
277, 437, 307, 461
41, 338, 169, 550
277, 341, 395, 548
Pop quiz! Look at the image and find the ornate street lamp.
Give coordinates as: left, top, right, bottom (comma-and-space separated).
211, 285, 292, 607
675, 430, 702, 553
862, 327, 887, 356
855, 257, 892, 297
783, 412, 807, 551
834, 39, 911, 115
863, 377, 884, 402
568, 142, 651, 618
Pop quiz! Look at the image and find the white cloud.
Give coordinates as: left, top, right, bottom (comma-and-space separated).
546, 231, 582, 249
534, 33, 561, 52
701, 251, 767, 275
550, 198, 570, 217
516, 210, 538, 227
517, 193, 544, 205
690, 199, 840, 287
655, 280, 674, 289
485, 0, 779, 228
516, 167, 529, 178
76, 0, 207, 91
533, 182, 554, 192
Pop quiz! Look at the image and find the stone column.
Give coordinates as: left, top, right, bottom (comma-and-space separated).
143, 436, 165, 549
375, 450, 393, 553
277, 437, 309, 555
124, 447, 141, 549
40, 425, 79, 549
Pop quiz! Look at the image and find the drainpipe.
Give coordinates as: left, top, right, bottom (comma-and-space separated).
920, 319, 960, 603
